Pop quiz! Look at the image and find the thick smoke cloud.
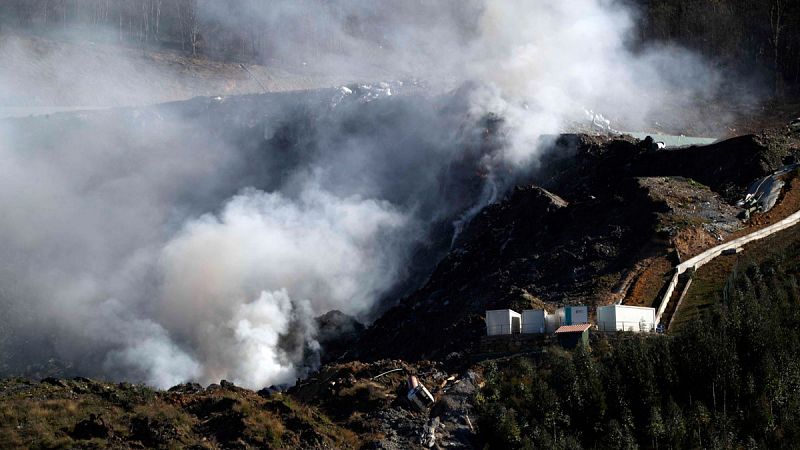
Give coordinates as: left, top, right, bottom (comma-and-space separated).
156, 186, 408, 386
200, 0, 722, 143
199, 0, 483, 81
0, 0, 721, 388
0, 91, 478, 389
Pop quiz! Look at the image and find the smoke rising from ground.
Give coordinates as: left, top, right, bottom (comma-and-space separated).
156, 186, 408, 386
0, 1, 723, 388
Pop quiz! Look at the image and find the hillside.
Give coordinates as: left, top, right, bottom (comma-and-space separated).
0, 32, 345, 113
0, 359, 483, 449
476, 241, 800, 448
3, 123, 800, 448
0, 376, 358, 449
351, 128, 800, 363
5, 1, 800, 448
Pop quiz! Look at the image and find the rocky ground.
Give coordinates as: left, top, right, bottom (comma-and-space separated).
290, 360, 480, 449
0, 376, 358, 449
0, 360, 482, 449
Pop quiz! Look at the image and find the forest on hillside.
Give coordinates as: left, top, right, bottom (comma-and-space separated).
0, 0, 265, 60
476, 242, 800, 449
0, 0, 473, 66
1, 0, 799, 95
635, 0, 800, 96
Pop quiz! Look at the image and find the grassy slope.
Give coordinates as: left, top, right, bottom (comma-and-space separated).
0, 377, 358, 449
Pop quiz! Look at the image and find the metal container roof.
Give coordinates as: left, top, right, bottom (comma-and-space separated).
554, 324, 592, 334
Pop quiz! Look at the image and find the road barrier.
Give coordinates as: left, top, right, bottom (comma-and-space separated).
655, 208, 800, 326
598, 321, 656, 333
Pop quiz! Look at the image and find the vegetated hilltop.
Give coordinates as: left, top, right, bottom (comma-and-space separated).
0, 376, 359, 449
0, 359, 480, 449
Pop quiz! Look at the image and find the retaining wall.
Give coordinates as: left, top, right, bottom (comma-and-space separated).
655, 208, 800, 325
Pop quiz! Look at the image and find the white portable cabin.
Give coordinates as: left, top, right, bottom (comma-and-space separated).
556, 306, 589, 327
485, 309, 522, 336
522, 309, 545, 334
522, 309, 557, 334
597, 305, 656, 332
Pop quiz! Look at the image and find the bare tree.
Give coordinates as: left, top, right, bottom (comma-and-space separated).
770, 0, 787, 96
177, 0, 200, 56
188, 1, 200, 56
154, 0, 163, 40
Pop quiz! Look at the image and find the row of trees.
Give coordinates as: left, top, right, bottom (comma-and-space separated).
633, 0, 800, 95
1, 0, 250, 60
476, 244, 800, 448
0, 0, 467, 65
1, 1, 798, 95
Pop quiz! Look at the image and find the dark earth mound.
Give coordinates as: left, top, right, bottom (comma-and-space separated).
352, 128, 800, 363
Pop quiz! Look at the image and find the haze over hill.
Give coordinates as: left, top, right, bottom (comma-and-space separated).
2, 1, 800, 449
0, 0, 736, 390
0, 33, 346, 116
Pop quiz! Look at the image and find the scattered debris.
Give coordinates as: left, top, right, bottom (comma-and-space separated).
168, 382, 204, 394
420, 416, 439, 448
585, 109, 619, 133
737, 166, 797, 218
372, 368, 405, 380
406, 375, 435, 411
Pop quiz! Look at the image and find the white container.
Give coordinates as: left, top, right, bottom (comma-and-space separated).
556, 306, 588, 326
545, 313, 559, 334
597, 305, 656, 332
485, 309, 522, 336
522, 309, 550, 334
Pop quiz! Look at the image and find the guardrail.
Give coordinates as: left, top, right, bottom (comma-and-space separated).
598, 321, 656, 333
655, 207, 800, 325
486, 325, 520, 335
521, 325, 547, 334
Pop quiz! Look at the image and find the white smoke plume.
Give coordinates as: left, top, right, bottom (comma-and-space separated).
0, 0, 727, 388
156, 186, 407, 387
